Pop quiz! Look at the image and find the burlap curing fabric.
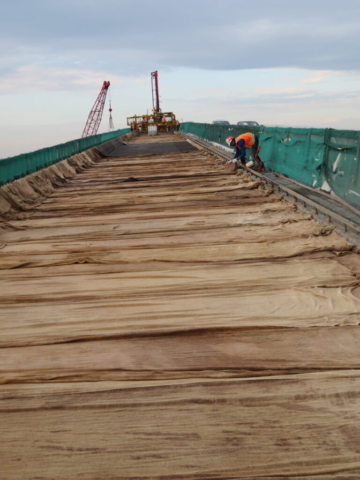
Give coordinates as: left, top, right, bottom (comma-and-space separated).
1, 135, 360, 479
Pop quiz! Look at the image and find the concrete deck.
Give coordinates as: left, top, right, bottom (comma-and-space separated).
1, 133, 360, 479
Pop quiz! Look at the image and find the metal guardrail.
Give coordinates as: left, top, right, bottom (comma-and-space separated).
180, 122, 360, 212
181, 132, 360, 240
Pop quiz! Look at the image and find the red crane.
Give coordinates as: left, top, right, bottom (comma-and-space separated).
151, 71, 161, 113
82, 81, 110, 137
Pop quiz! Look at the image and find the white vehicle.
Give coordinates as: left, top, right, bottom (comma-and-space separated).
237, 121, 260, 127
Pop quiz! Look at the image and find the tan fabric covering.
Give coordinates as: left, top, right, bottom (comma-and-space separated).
1, 134, 360, 478
1, 326, 360, 384
1, 374, 360, 479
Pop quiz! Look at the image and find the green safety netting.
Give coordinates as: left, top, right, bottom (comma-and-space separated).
0, 128, 131, 186
181, 122, 360, 211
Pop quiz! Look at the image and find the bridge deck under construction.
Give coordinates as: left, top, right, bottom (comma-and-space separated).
1, 133, 360, 479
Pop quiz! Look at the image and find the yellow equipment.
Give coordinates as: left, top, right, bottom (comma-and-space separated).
127, 112, 177, 134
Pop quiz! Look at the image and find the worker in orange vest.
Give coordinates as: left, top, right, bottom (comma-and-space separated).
226, 133, 264, 171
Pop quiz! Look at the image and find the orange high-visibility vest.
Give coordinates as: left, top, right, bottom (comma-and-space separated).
235, 133, 256, 148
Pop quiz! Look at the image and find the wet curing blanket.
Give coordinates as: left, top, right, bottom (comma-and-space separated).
1, 134, 360, 479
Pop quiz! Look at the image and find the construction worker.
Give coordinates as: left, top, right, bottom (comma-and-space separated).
175, 120, 180, 131
226, 133, 264, 171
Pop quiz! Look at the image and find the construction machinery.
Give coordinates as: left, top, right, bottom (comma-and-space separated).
151, 70, 161, 114
127, 71, 177, 134
82, 81, 111, 137
127, 112, 177, 134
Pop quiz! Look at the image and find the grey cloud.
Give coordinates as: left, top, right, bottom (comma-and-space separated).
173, 89, 360, 106
1, 0, 360, 76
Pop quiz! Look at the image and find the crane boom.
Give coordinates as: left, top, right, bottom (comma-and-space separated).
82, 81, 110, 137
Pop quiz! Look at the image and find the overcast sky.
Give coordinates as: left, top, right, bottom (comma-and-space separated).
1, 0, 360, 157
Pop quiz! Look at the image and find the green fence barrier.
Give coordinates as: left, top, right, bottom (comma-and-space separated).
0, 128, 131, 186
181, 122, 360, 211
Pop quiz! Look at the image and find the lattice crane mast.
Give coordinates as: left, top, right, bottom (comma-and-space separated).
151, 71, 161, 113
82, 81, 110, 137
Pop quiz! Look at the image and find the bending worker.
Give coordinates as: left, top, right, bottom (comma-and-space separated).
226, 132, 264, 171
